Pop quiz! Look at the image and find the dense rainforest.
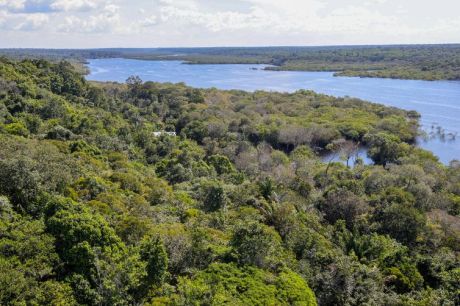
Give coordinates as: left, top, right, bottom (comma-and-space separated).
2, 44, 460, 81
0, 57, 459, 305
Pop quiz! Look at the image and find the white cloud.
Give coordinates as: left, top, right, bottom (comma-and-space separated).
0, 10, 48, 30
157, 1, 303, 33
0, 10, 6, 26
0, 0, 25, 10
50, 0, 112, 12
58, 4, 120, 33
14, 12, 48, 30
138, 16, 157, 27
50, 0, 107, 12
1, 0, 460, 47
0, 0, 111, 13
154, 0, 398, 35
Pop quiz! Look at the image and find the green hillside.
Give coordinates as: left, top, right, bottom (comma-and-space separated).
0, 58, 458, 305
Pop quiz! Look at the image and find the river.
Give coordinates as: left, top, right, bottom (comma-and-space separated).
86, 58, 460, 164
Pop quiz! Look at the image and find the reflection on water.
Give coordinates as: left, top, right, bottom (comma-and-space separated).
423, 123, 458, 142
87, 59, 460, 164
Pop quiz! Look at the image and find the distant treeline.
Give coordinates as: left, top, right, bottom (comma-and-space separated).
1, 44, 460, 80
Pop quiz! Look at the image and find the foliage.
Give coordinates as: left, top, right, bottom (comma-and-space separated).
0, 58, 458, 305
171, 263, 317, 306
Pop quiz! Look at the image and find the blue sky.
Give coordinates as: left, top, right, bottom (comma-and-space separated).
1, 0, 459, 48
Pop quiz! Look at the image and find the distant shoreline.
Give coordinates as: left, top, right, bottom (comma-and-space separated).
3, 44, 460, 81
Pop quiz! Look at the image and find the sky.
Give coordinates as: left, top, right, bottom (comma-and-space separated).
0, 0, 459, 48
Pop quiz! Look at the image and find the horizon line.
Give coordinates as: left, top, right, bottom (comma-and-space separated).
1, 42, 460, 50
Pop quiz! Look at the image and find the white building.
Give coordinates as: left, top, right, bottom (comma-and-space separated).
153, 131, 176, 137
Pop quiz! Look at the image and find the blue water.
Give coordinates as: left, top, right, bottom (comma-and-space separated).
87, 58, 460, 164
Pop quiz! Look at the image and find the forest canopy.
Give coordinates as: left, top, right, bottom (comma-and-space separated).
0, 57, 458, 305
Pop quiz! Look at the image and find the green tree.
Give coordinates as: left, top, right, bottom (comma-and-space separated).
230, 222, 282, 268
207, 154, 235, 175
203, 181, 227, 212
321, 189, 369, 229
365, 132, 410, 165
139, 235, 168, 288
45, 200, 146, 304
173, 263, 317, 306
375, 203, 426, 245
